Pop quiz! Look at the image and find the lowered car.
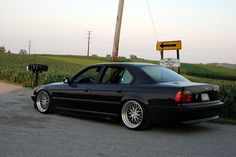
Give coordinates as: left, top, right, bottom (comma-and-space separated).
32, 62, 223, 130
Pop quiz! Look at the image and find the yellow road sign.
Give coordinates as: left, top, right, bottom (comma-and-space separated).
156, 40, 182, 51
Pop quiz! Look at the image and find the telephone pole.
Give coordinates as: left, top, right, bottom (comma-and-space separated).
87, 31, 92, 57
112, 0, 124, 62
28, 40, 31, 54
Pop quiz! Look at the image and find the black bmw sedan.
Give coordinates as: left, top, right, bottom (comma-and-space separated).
32, 63, 223, 130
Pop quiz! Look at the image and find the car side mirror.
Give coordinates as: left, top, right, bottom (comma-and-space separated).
63, 77, 70, 84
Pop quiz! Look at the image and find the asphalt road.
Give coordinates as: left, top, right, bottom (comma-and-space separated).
0, 82, 236, 157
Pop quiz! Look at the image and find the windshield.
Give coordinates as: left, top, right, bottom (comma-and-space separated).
140, 65, 189, 83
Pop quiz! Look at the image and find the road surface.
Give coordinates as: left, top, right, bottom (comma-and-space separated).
0, 82, 236, 157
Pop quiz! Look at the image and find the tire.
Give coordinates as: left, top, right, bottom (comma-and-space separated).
36, 90, 54, 114
121, 100, 150, 130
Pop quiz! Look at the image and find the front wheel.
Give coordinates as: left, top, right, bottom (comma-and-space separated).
36, 90, 54, 114
121, 100, 150, 130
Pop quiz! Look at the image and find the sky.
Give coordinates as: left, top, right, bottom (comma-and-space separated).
0, 0, 236, 63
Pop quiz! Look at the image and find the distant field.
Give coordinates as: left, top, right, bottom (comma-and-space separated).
181, 63, 236, 80
0, 53, 235, 119
42, 54, 236, 81
1, 53, 236, 85
41, 55, 105, 65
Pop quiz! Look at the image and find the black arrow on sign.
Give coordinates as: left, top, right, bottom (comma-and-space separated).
160, 43, 176, 48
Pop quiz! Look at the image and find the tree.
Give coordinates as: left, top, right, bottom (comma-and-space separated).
106, 54, 111, 58
0, 46, 6, 53
130, 54, 138, 59
91, 54, 98, 57
7, 50, 11, 54
118, 56, 126, 59
19, 49, 27, 55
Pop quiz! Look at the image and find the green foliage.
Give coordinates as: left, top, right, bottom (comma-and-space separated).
130, 54, 138, 59
0, 46, 6, 53
181, 63, 236, 81
19, 49, 28, 55
0, 53, 82, 86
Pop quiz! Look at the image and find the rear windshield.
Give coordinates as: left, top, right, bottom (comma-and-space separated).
140, 65, 189, 83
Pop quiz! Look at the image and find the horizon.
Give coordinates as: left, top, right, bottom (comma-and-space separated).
3, 53, 236, 65
1, 0, 236, 64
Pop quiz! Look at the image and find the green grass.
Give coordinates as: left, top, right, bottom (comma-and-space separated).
41, 55, 105, 65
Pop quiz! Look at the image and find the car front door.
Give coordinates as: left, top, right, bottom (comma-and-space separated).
54, 65, 102, 111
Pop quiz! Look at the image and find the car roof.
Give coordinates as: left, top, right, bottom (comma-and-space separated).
91, 62, 157, 67
90, 62, 160, 84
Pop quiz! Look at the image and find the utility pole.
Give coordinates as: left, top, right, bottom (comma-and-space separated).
28, 40, 31, 54
87, 31, 92, 57
112, 0, 124, 62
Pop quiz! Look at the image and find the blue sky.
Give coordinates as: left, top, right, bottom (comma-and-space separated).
1, 0, 236, 63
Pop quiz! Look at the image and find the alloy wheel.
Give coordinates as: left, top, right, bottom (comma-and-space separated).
36, 91, 50, 113
121, 101, 144, 129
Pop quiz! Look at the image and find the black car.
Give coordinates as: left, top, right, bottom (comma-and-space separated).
32, 62, 223, 130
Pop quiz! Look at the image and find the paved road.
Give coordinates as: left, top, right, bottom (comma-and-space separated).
0, 82, 236, 157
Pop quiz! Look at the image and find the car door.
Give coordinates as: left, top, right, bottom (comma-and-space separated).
90, 65, 134, 115
54, 65, 102, 111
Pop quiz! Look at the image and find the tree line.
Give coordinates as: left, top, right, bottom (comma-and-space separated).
0, 46, 28, 54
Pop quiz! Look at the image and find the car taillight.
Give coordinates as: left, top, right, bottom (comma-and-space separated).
216, 89, 220, 98
175, 90, 193, 103
213, 85, 220, 99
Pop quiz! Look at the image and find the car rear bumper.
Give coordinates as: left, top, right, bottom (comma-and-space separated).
182, 116, 219, 124
148, 100, 224, 124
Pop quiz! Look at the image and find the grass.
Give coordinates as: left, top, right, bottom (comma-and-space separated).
41, 55, 105, 65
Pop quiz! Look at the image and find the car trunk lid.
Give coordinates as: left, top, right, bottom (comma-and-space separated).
158, 81, 220, 103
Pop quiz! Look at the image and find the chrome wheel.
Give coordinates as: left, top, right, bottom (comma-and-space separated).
121, 101, 143, 129
36, 91, 50, 113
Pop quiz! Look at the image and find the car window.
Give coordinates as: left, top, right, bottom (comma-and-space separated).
72, 66, 101, 84
101, 67, 124, 84
101, 67, 133, 84
120, 70, 133, 84
140, 65, 189, 83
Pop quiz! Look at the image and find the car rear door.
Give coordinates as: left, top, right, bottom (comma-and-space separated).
90, 65, 134, 115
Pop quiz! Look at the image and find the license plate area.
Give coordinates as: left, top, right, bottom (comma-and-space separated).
201, 93, 210, 101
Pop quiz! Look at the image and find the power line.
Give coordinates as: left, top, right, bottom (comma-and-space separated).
146, 0, 158, 41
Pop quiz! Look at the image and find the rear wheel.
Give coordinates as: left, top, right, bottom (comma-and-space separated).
36, 91, 54, 114
121, 100, 150, 130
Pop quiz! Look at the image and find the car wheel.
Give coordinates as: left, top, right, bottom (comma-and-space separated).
36, 90, 54, 114
121, 100, 150, 130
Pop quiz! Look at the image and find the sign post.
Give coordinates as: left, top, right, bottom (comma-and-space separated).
156, 40, 182, 73
156, 40, 182, 51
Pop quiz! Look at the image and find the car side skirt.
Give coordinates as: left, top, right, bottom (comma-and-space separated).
55, 107, 120, 118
